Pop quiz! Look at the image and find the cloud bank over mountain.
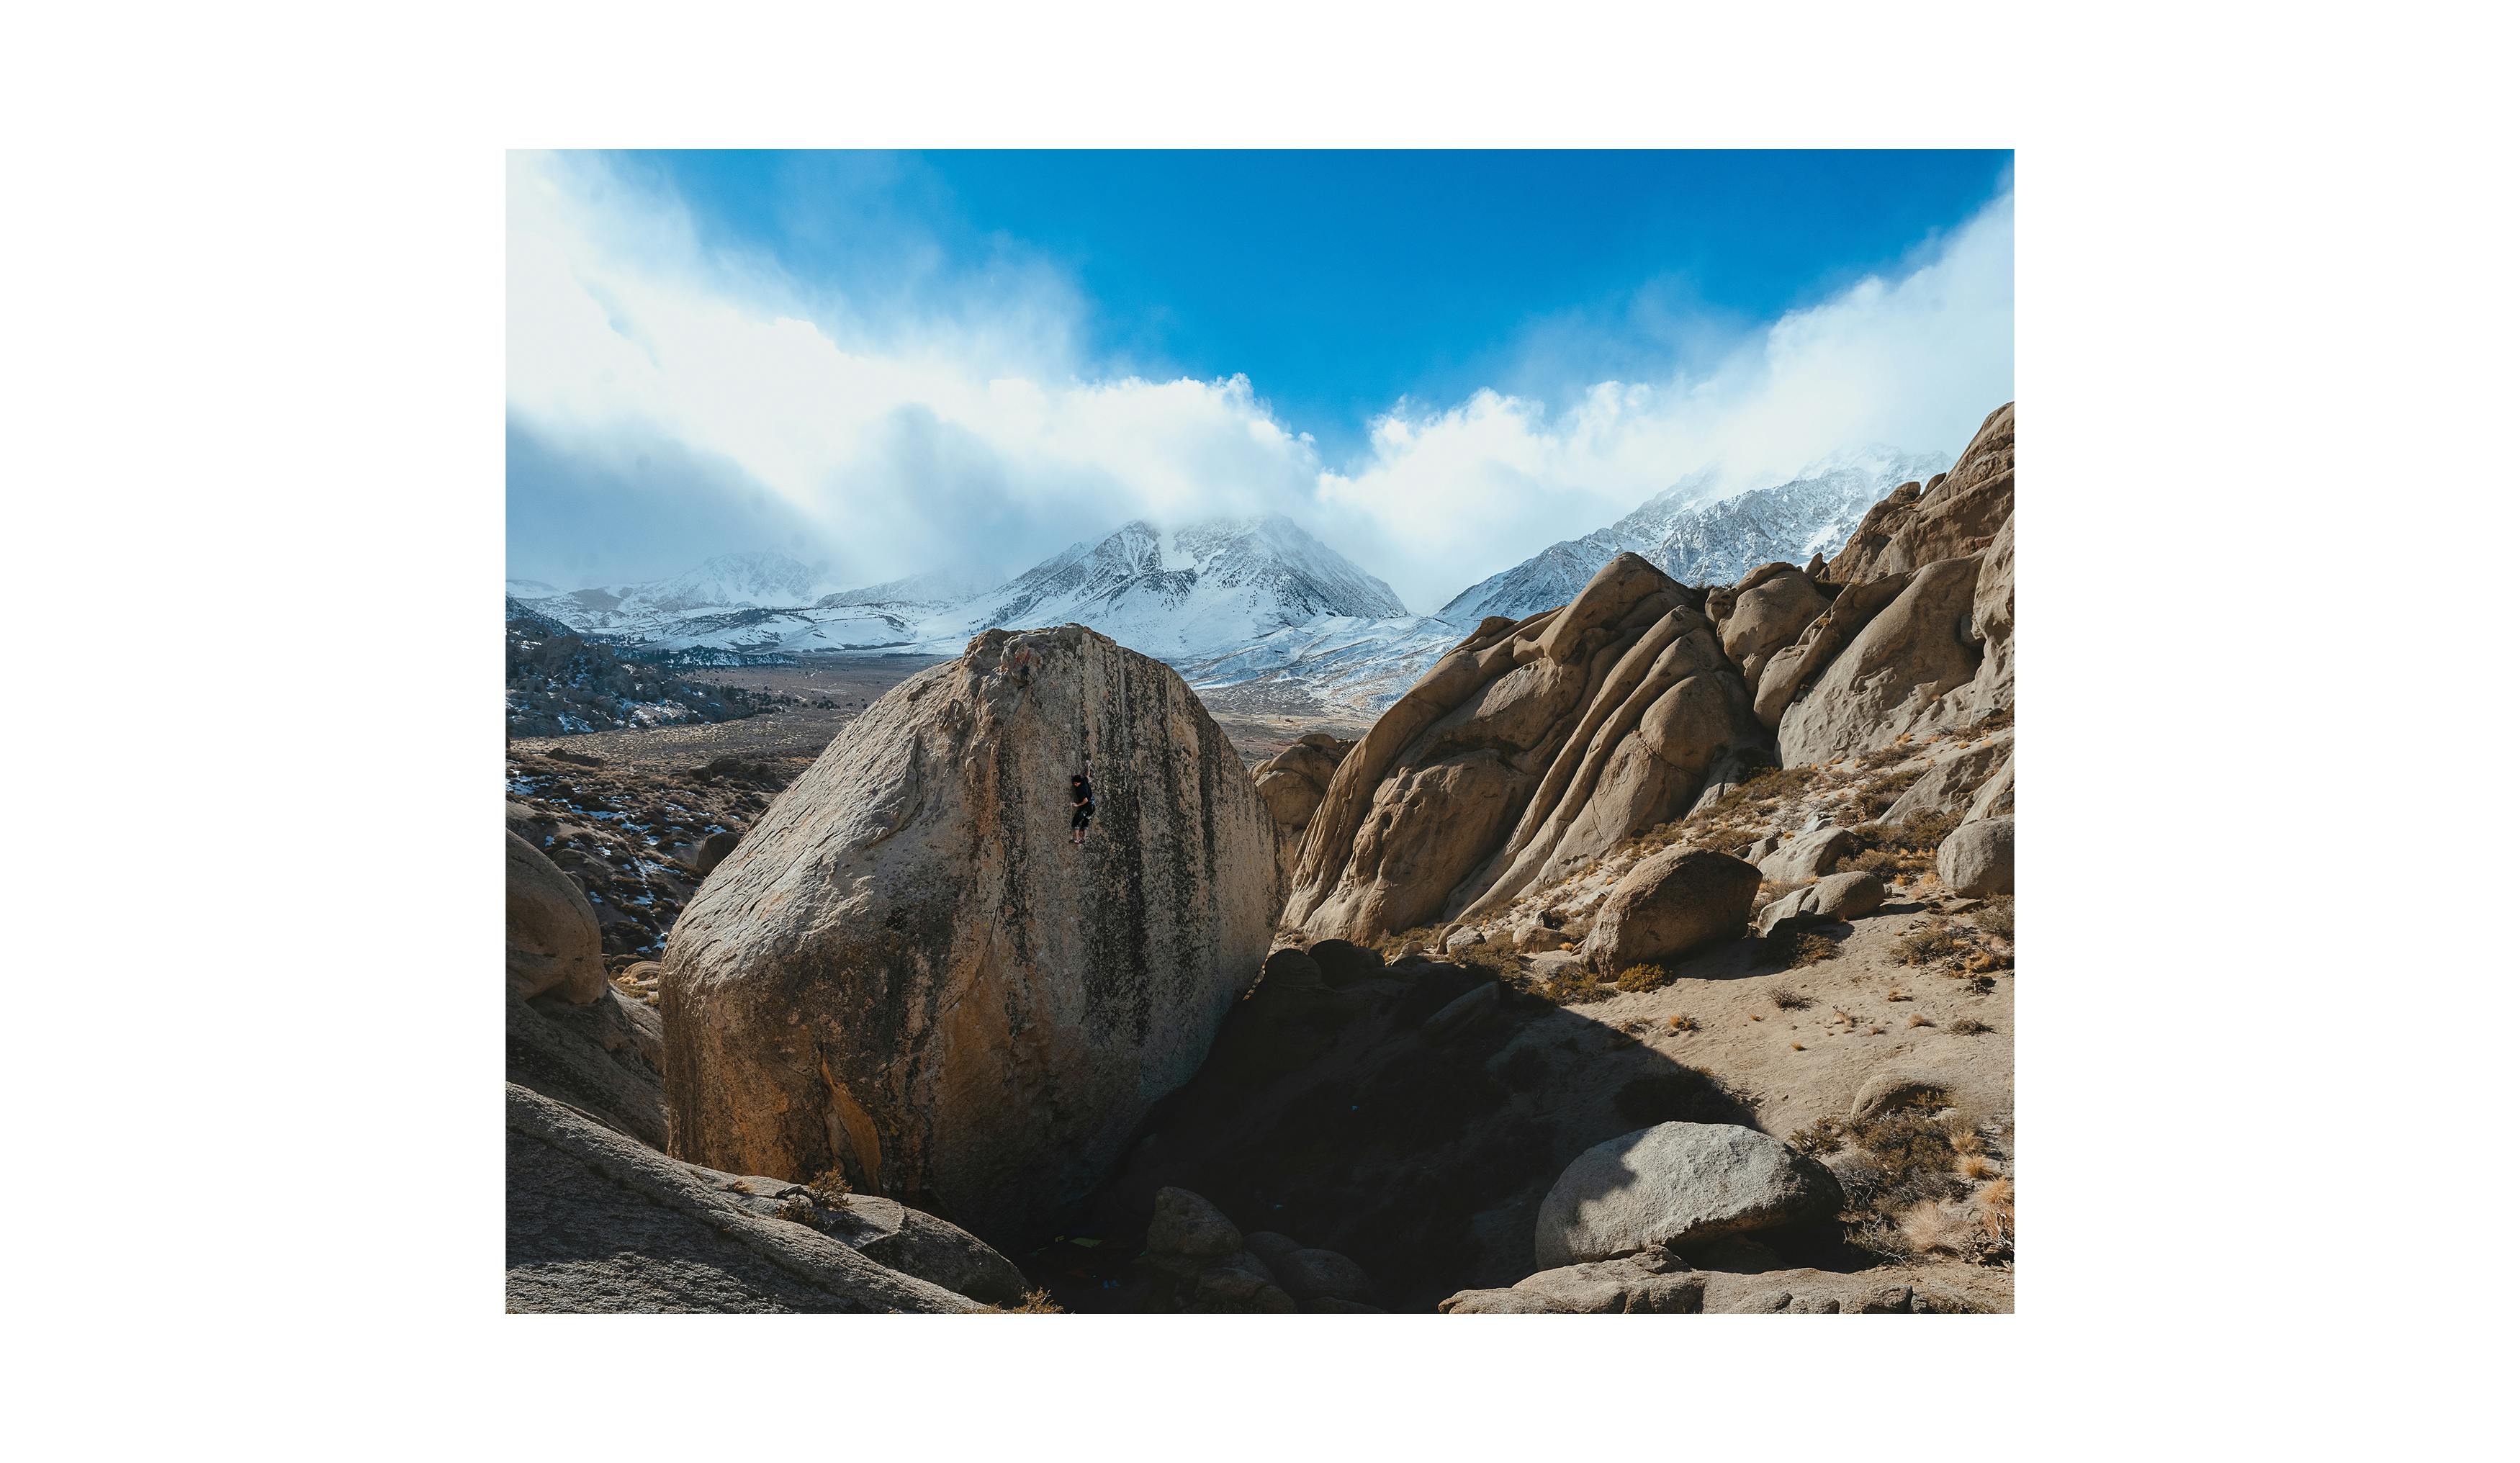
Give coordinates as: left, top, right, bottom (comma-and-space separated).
507, 151, 2011, 611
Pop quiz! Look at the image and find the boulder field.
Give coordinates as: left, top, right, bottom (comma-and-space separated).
1284, 400, 2016, 946
660, 625, 1281, 1246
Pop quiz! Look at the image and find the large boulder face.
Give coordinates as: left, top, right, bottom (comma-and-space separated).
1285, 554, 1766, 942
1776, 555, 1986, 765
660, 625, 1281, 1246
1534, 1122, 1845, 1269
1827, 402, 2015, 584
1250, 733, 1353, 891
506, 831, 607, 1004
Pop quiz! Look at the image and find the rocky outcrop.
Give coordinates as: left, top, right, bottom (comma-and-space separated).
1966, 753, 2015, 821
1936, 815, 2015, 896
1285, 554, 1766, 941
504, 1084, 984, 1313
1776, 555, 1986, 765
1580, 848, 1763, 971
1882, 729, 2015, 825
1534, 1122, 1845, 1268
661, 625, 1282, 1246
1441, 1257, 2011, 1314
506, 830, 607, 1004
507, 986, 667, 1148
1709, 562, 1833, 686
1251, 733, 1353, 890
1760, 402, 2015, 765
683, 1170, 1030, 1306
1439, 1251, 1707, 1314
1826, 403, 2015, 585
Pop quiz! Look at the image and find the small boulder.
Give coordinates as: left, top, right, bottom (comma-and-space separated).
506, 832, 607, 1004
1534, 1122, 1845, 1268
693, 829, 740, 878
1582, 849, 1762, 971
1810, 869, 1886, 921
1259, 947, 1327, 991
1187, 1249, 1297, 1313
1146, 1187, 1242, 1278
1755, 826, 1856, 884
1935, 815, 2015, 896
1266, 1247, 1374, 1307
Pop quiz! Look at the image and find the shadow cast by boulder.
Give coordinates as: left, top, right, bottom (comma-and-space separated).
1072, 945, 1770, 1312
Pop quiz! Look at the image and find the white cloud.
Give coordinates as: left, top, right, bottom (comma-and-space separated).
507, 152, 2012, 610
1317, 194, 2015, 605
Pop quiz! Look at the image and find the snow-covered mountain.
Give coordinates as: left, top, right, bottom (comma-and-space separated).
516, 551, 841, 639
508, 516, 1406, 667
946, 516, 1405, 661
1436, 450, 1948, 625
1645, 446, 1952, 587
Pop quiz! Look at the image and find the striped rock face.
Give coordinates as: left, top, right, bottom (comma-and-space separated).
662, 624, 1281, 1246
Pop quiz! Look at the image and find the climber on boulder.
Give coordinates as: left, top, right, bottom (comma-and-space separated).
1070, 771, 1094, 846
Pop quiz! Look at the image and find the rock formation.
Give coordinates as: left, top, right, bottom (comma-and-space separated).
1250, 732, 1352, 890
1533, 1121, 1845, 1268
1765, 403, 2017, 764
505, 1084, 986, 1313
1580, 848, 1763, 971
1284, 554, 1768, 942
506, 830, 607, 1004
660, 625, 1281, 1245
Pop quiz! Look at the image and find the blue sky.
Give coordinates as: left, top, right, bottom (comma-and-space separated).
508, 150, 2014, 608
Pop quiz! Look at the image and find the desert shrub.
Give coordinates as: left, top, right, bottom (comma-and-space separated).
809, 1168, 854, 1208
1770, 988, 1813, 1011
1856, 766, 1926, 820
1950, 1017, 1995, 1036
1977, 896, 2015, 942
999, 1288, 1065, 1314
1613, 963, 1675, 993
1763, 928, 1842, 970
1894, 917, 1967, 966
773, 1197, 818, 1225
1667, 1013, 1700, 1032
1790, 1088, 2019, 1265
1534, 964, 1611, 1005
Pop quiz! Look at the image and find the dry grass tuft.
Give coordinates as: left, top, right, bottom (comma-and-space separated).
1668, 1012, 1701, 1032
1764, 928, 1842, 970
1788, 1042, 1805, 1051
1792, 1094, 2013, 1266
1614, 962, 1676, 994
1894, 917, 1967, 966
1960, 1154, 2000, 1181
1907, 1013, 1934, 1028
1534, 964, 1613, 1005
999, 1288, 1066, 1314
